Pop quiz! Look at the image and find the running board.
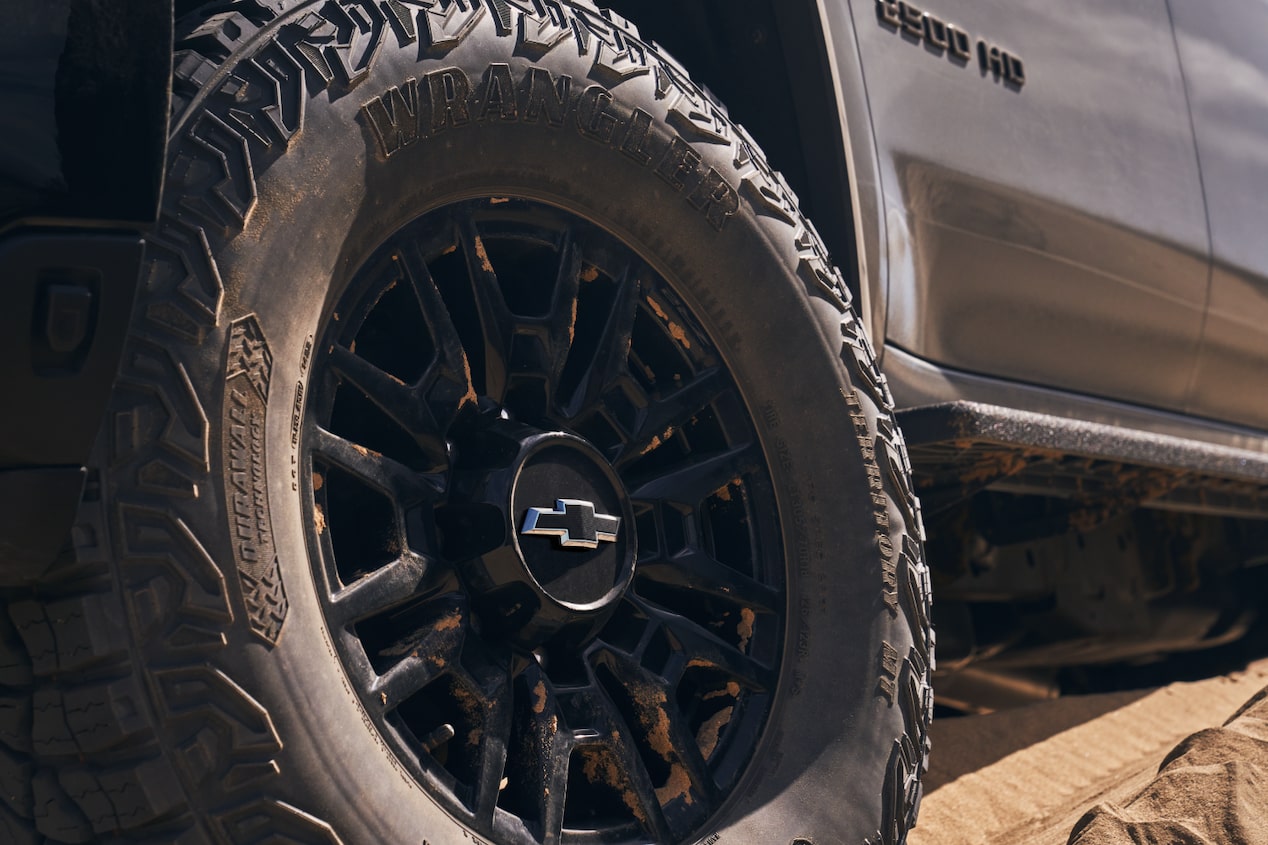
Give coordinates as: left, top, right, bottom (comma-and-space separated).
898, 402, 1268, 519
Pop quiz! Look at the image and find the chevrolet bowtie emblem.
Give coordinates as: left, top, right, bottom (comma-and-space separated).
521, 499, 620, 550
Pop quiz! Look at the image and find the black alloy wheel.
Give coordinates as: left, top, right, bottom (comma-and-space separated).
304, 199, 784, 844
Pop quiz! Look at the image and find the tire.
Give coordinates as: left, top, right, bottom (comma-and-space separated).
1, 2, 932, 844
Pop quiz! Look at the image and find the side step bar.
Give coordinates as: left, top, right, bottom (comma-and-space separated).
898, 402, 1268, 519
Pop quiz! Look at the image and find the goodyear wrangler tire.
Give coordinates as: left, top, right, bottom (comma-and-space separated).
1, 2, 932, 843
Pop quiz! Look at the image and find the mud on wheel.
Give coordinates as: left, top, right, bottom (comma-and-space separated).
1, 2, 931, 844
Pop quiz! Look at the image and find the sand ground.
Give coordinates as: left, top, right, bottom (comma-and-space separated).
911, 658, 1268, 845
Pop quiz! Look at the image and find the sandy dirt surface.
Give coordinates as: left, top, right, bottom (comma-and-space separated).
909, 659, 1268, 845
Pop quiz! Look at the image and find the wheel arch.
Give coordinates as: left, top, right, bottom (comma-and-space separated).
603, 0, 888, 347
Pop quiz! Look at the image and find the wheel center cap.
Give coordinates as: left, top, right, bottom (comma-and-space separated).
511, 440, 633, 609
444, 422, 636, 648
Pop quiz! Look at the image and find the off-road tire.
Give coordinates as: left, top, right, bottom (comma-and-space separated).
0, 2, 932, 843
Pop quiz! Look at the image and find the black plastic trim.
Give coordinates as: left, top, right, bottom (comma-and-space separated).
0, 229, 143, 579
902, 401, 1268, 485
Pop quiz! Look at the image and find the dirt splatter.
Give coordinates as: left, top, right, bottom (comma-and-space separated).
580, 748, 648, 825
637, 688, 675, 762
737, 608, 756, 653
458, 351, 478, 410
655, 763, 695, 806
704, 682, 742, 701
640, 426, 676, 456
434, 611, 462, 632
313, 503, 326, 535
569, 295, 578, 345
622, 788, 648, 824
490, 197, 511, 204
960, 451, 1029, 485
581, 264, 601, 283
312, 471, 324, 491
696, 706, 734, 761
532, 681, 548, 715
713, 476, 742, 502
442, 243, 458, 255
473, 234, 495, 274
645, 296, 692, 349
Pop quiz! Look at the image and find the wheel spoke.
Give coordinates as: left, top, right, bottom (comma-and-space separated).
370, 600, 467, 711
310, 425, 441, 503
636, 547, 781, 616
470, 659, 514, 823
458, 214, 514, 403
542, 231, 582, 387
397, 241, 467, 371
633, 596, 775, 691
396, 242, 479, 423
629, 443, 763, 506
565, 267, 640, 417
328, 551, 437, 625
560, 687, 674, 841
328, 344, 431, 432
540, 756, 568, 845
616, 367, 728, 466
513, 664, 570, 844
595, 648, 724, 826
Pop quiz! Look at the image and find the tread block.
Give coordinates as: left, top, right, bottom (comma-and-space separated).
111, 339, 211, 484
117, 503, 233, 631
9, 596, 128, 677
32, 689, 77, 756
180, 11, 264, 61
231, 43, 309, 149
515, 4, 570, 58
155, 666, 283, 793
173, 111, 259, 230
213, 798, 345, 844
0, 613, 33, 688
63, 676, 150, 755
0, 693, 30, 754
0, 744, 33, 819
732, 125, 800, 225
290, 1, 387, 90
33, 769, 93, 843
419, 0, 485, 55
142, 218, 225, 343
0, 803, 39, 845
59, 757, 185, 834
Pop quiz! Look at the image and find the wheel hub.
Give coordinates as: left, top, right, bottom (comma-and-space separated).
440, 420, 636, 649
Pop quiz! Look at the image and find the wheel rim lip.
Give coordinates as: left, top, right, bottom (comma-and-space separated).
300, 195, 787, 842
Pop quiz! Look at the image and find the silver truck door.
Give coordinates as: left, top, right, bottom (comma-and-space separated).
850, 0, 1209, 414
1171, 0, 1268, 431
